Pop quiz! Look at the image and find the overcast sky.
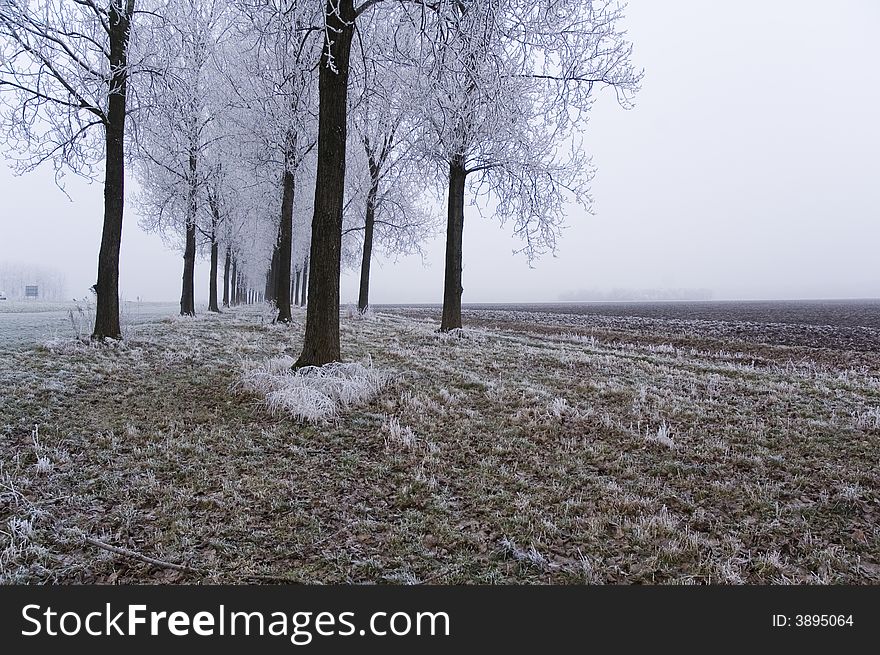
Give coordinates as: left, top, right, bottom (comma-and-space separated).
1, 0, 879, 304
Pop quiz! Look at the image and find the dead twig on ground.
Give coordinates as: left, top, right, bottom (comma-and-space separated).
83, 535, 203, 574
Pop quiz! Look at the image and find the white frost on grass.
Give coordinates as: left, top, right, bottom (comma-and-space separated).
237, 356, 393, 423
34, 457, 53, 475
645, 421, 676, 448
39, 379, 67, 393
438, 387, 459, 405
432, 327, 469, 343
548, 397, 570, 418
575, 550, 604, 584
853, 406, 880, 430
344, 304, 374, 320
30, 425, 52, 475
381, 415, 417, 449
41, 331, 131, 355
499, 537, 552, 571
835, 482, 862, 503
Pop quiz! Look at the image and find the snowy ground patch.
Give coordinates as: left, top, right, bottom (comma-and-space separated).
237, 356, 394, 423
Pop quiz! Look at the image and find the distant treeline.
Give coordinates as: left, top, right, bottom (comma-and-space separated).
0, 262, 67, 300
559, 288, 714, 302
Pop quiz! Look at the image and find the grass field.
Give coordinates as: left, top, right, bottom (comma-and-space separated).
0, 300, 77, 314
1, 304, 878, 584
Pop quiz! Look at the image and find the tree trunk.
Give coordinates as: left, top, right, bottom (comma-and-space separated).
180, 220, 196, 316
276, 147, 296, 323
223, 244, 231, 307
180, 149, 197, 316
92, 0, 135, 341
440, 159, 467, 331
265, 243, 279, 303
208, 231, 220, 313
294, 0, 355, 367
294, 269, 301, 307
300, 257, 308, 308
231, 257, 238, 306
357, 160, 379, 313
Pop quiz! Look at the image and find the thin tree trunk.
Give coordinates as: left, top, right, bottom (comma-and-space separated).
223, 244, 231, 307
294, 0, 355, 367
276, 146, 296, 323
231, 257, 237, 306
357, 162, 379, 314
180, 219, 196, 316
92, 0, 135, 341
440, 159, 467, 331
265, 243, 279, 303
208, 231, 219, 313
301, 257, 308, 308
207, 196, 221, 313
294, 268, 301, 307
180, 149, 197, 316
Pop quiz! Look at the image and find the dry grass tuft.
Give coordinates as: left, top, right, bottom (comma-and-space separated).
237, 357, 393, 423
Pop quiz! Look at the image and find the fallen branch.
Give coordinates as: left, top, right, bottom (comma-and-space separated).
83, 536, 202, 574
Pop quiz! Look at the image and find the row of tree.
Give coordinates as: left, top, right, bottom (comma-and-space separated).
0, 0, 640, 366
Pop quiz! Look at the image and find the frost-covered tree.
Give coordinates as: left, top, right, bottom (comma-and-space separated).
414, 0, 642, 330
343, 10, 437, 313
0, 0, 155, 338
295, 0, 640, 361
133, 0, 230, 316
291, 150, 315, 306
204, 160, 229, 312
290, 0, 359, 365
221, 0, 321, 323
294, 0, 433, 364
